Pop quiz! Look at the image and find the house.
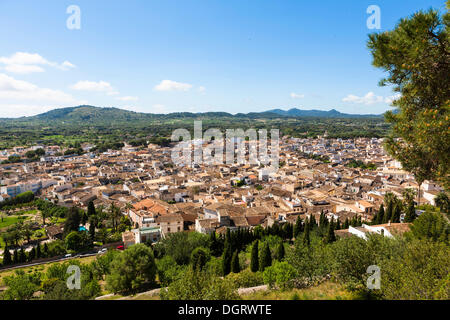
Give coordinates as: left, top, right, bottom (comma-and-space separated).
45, 225, 64, 240
336, 222, 411, 240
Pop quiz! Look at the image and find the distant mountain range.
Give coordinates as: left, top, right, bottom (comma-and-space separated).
1, 106, 384, 123
264, 108, 381, 118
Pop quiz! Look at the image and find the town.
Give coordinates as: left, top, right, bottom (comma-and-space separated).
1, 134, 441, 253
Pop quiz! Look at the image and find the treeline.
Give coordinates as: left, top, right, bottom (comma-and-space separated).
0, 191, 35, 210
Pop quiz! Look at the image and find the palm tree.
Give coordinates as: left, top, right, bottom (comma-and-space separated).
41, 210, 49, 226
435, 192, 449, 213
22, 223, 33, 244
108, 203, 122, 233
125, 202, 133, 216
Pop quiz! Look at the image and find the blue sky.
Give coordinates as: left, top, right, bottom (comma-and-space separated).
0, 0, 446, 117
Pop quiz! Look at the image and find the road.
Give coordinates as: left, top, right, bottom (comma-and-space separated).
0, 249, 107, 272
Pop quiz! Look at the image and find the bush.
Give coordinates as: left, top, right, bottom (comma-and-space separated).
160, 268, 239, 300
263, 261, 297, 290
379, 239, 450, 300
156, 255, 186, 286
226, 269, 264, 288
106, 244, 157, 294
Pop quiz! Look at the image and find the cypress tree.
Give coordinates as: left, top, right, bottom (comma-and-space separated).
335, 219, 341, 230
44, 242, 49, 257
13, 249, 18, 264
28, 247, 36, 262
303, 219, 310, 246
250, 240, 259, 272
81, 211, 88, 225
89, 221, 96, 241
319, 211, 325, 226
392, 205, 401, 223
231, 250, 240, 273
259, 242, 272, 271
87, 201, 96, 217
3, 247, 12, 265
384, 202, 393, 223
275, 242, 285, 261
36, 243, 42, 258
404, 201, 416, 222
293, 215, 303, 238
19, 248, 26, 263
325, 220, 336, 244
309, 215, 316, 230
377, 204, 385, 224
191, 247, 209, 271
343, 218, 349, 229
221, 241, 232, 276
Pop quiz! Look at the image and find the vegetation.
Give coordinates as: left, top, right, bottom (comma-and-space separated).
368, 2, 450, 190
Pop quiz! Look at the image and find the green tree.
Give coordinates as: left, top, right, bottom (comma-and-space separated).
64, 207, 81, 235
303, 218, 311, 246
293, 215, 303, 238
160, 268, 238, 300
380, 239, 450, 299
392, 204, 402, 223
3, 247, 12, 265
409, 210, 449, 243
435, 192, 450, 213
259, 242, 272, 271
275, 242, 285, 261
18, 247, 26, 263
221, 242, 232, 276
263, 261, 297, 290
191, 247, 210, 271
368, 4, 450, 190
2, 270, 41, 300
324, 219, 336, 244
36, 243, 42, 258
250, 240, 259, 272
87, 201, 96, 217
28, 246, 36, 262
106, 243, 157, 294
376, 204, 385, 225
231, 250, 240, 273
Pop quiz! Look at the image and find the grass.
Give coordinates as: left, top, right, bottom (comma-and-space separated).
240, 281, 357, 300
0, 216, 29, 229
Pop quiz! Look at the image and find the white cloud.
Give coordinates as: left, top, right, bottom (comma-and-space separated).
60, 61, 76, 70
0, 104, 56, 118
71, 80, 115, 93
0, 73, 75, 103
198, 86, 206, 94
290, 92, 305, 99
4, 64, 46, 74
154, 80, 193, 92
0, 73, 89, 118
0, 52, 76, 74
342, 92, 400, 105
116, 96, 139, 101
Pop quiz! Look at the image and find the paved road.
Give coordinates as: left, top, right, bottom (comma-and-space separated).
0, 250, 106, 272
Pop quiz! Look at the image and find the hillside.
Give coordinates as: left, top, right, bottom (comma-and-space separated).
0, 106, 389, 149
266, 108, 381, 118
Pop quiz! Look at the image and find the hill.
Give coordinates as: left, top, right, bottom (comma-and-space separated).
266, 108, 381, 118
2, 105, 383, 123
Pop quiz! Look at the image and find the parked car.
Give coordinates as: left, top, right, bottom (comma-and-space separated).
64, 253, 72, 258
97, 248, 107, 254
116, 245, 124, 251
